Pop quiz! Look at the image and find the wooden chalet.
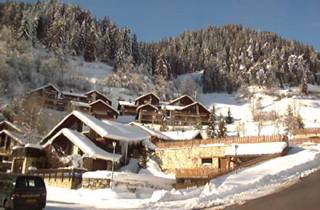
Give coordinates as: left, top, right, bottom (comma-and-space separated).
162, 102, 210, 125
28, 84, 64, 110
61, 91, 87, 103
118, 92, 160, 116
28, 84, 114, 112
42, 128, 122, 171
40, 111, 150, 171
89, 100, 119, 120
86, 90, 112, 105
0, 121, 26, 171
169, 95, 195, 106
11, 145, 45, 174
117, 100, 137, 115
29, 83, 60, 100
136, 104, 162, 123
135, 92, 160, 106
69, 101, 91, 112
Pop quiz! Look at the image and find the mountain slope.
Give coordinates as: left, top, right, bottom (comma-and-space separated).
0, 1, 319, 96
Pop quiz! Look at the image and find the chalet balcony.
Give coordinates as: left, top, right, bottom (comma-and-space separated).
169, 113, 209, 125
44, 98, 67, 111
137, 111, 163, 123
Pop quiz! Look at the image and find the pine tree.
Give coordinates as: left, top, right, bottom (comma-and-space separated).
217, 115, 227, 138
297, 113, 304, 129
207, 106, 217, 138
225, 107, 234, 124
83, 23, 97, 62
132, 34, 141, 64
283, 105, 299, 134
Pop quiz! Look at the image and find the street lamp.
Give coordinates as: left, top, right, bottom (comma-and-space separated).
111, 141, 116, 189
235, 144, 238, 173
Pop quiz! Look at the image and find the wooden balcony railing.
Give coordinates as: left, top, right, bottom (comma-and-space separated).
156, 135, 288, 149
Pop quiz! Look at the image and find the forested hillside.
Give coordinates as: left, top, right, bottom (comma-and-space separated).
0, 0, 319, 97
147, 26, 320, 93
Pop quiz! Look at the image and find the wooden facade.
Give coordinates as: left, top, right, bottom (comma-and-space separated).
118, 93, 160, 116
162, 102, 210, 125
27, 84, 114, 113
61, 91, 87, 103
135, 92, 160, 106
40, 111, 148, 170
172, 102, 210, 125
169, 95, 195, 106
117, 101, 138, 115
0, 130, 24, 163
29, 84, 64, 110
43, 134, 117, 171
136, 104, 162, 123
90, 100, 118, 120
86, 90, 112, 105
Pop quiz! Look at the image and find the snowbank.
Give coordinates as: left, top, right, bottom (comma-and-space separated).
47, 145, 320, 209
161, 130, 201, 140
224, 142, 288, 156
83, 167, 175, 190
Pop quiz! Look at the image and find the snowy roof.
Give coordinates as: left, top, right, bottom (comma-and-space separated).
136, 104, 159, 111
129, 122, 172, 140
169, 95, 195, 105
161, 130, 202, 140
29, 83, 60, 94
86, 90, 112, 102
224, 142, 288, 156
89, 99, 119, 114
101, 118, 150, 142
42, 111, 149, 144
43, 128, 121, 162
0, 129, 25, 145
0, 120, 23, 133
160, 104, 185, 111
61, 91, 87, 98
181, 102, 210, 113
118, 101, 136, 107
135, 92, 160, 101
70, 101, 91, 108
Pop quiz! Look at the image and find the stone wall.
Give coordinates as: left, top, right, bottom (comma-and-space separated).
82, 178, 110, 190
43, 177, 76, 189
155, 144, 226, 172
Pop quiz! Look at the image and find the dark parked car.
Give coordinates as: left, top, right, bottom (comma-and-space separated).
0, 173, 46, 210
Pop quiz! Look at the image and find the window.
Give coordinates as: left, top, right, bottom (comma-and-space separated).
201, 158, 212, 166
15, 177, 45, 189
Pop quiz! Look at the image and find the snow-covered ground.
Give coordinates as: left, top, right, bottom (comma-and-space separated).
198, 85, 320, 137
46, 143, 320, 210
68, 57, 113, 86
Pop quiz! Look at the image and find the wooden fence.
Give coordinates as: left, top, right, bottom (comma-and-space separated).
293, 128, 320, 136
290, 138, 320, 146
157, 135, 288, 149
28, 168, 87, 189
